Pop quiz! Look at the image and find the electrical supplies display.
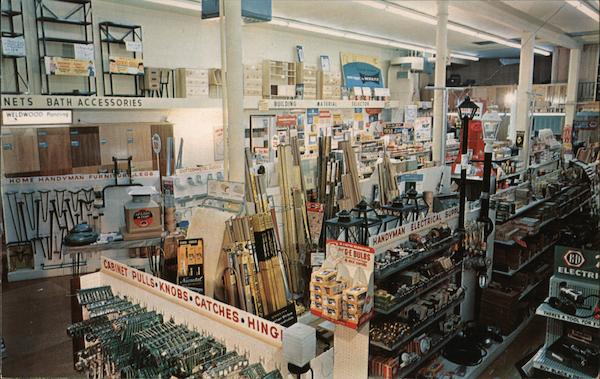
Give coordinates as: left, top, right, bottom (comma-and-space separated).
309, 268, 368, 325
68, 285, 283, 379
525, 246, 599, 379
374, 225, 457, 280
369, 284, 464, 350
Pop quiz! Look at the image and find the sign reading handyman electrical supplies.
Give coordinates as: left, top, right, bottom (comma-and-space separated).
101, 257, 285, 346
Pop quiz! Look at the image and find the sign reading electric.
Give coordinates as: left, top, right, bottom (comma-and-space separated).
101, 257, 285, 346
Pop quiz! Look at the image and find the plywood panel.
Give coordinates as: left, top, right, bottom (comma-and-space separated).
99, 124, 128, 166
38, 127, 72, 176
2, 128, 40, 177
151, 123, 174, 176
126, 124, 153, 170
70, 126, 101, 171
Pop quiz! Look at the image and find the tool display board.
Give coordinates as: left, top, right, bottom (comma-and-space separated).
80, 257, 334, 378
2, 171, 160, 281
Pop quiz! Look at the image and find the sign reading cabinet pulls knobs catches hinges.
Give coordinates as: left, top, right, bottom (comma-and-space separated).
310, 240, 375, 329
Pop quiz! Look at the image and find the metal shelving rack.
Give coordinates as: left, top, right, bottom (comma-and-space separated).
1, 0, 30, 94
35, 0, 96, 95
99, 21, 143, 97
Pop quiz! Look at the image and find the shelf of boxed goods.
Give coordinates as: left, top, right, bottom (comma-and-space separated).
375, 263, 463, 315
536, 302, 600, 329
492, 239, 558, 276
530, 347, 597, 379
369, 292, 465, 352
374, 235, 461, 281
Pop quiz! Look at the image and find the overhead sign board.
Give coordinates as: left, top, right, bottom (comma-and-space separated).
1, 110, 72, 126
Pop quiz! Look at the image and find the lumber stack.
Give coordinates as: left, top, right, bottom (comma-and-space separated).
377, 155, 399, 205
223, 213, 288, 316
338, 140, 361, 211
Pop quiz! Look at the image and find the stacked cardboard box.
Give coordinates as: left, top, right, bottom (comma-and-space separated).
176, 68, 209, 98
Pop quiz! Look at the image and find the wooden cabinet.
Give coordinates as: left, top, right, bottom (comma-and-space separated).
126, 124, 153, 170
1, 128, 40, 177
99, 124, 129, 166
38, 127, 72, 176
262, 60, 296, 99
70, 126, 101, 173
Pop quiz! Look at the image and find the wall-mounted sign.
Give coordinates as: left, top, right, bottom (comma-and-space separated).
45, 56, 96, 77
1, 36, 26, 57
414, 116, 432, 142
109, 56, 144, 75
125, 40, 143, 53
1, 110, 72, 126
515, 130, 525, 148
341, 52, 383, 88
74, 44, 95, 60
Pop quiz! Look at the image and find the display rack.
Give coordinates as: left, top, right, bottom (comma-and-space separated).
1, 0, 30, 94
99, 21, 143, 97
35, 0, 97, 95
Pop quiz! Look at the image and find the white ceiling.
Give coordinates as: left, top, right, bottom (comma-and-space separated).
270, 0, 600, 58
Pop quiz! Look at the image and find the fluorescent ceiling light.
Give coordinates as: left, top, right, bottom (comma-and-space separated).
269, 17, 479, 61
144, 0, 201, 11
355, 0, 552, 56
566, 0, 600, 22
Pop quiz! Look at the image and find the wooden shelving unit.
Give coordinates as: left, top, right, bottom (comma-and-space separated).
296, 63, 317, 100
262, 59, 296, 99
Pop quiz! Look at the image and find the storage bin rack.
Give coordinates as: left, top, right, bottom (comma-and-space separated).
35, 0, 96, 95
1, 0, 30, 94
99, 21, 143, 97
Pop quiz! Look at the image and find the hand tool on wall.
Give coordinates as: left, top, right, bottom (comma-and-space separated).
49, 210, 55, 259
35, 199, 41, 239
64, 199, 76, 229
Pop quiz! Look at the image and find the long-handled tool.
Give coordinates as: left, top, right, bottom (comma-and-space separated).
35, 199, 41, 239
23, 192, 36, 232
64, 198, 76, 229
55, 189, 67, 216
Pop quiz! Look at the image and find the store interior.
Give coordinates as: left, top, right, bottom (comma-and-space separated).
1, 0, 599, 378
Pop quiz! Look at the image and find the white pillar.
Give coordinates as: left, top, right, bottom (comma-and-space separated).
550, 47, 560, 84
515, 31, 535, 165
432, 0, 448, 165
564, 47, 581, 157
222, 0, 245, 181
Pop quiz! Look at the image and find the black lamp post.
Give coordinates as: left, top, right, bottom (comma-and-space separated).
457, 96, 479, 233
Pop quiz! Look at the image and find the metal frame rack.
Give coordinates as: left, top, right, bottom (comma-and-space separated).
99, 21, 143, 97
1, 0, 30, 94
35, 0, 96, 95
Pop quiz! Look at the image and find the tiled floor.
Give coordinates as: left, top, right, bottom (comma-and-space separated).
1, 276, 545, 378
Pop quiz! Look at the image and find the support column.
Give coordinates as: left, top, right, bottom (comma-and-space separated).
550, 47, 560, 83
222, 0, 244, 181
515, 31, 535, 165
564, 47, 581, 158
432, 0, 448, 166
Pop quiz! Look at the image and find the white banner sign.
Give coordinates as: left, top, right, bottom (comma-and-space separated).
101, 257, 285, 346
125, 40, 143, 53
369, 207, 459, 250
1, 110, 72, 126
74, 43, 95, 60
1, 36, 26, 57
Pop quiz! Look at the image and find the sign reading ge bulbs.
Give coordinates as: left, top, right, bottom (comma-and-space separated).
101, 257, 285, 346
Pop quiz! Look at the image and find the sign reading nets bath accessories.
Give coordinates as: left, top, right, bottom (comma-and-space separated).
109, 56, 144, 75
45, 56, 96, 77
1, 36, 26, 57
341, 52, 383, 88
